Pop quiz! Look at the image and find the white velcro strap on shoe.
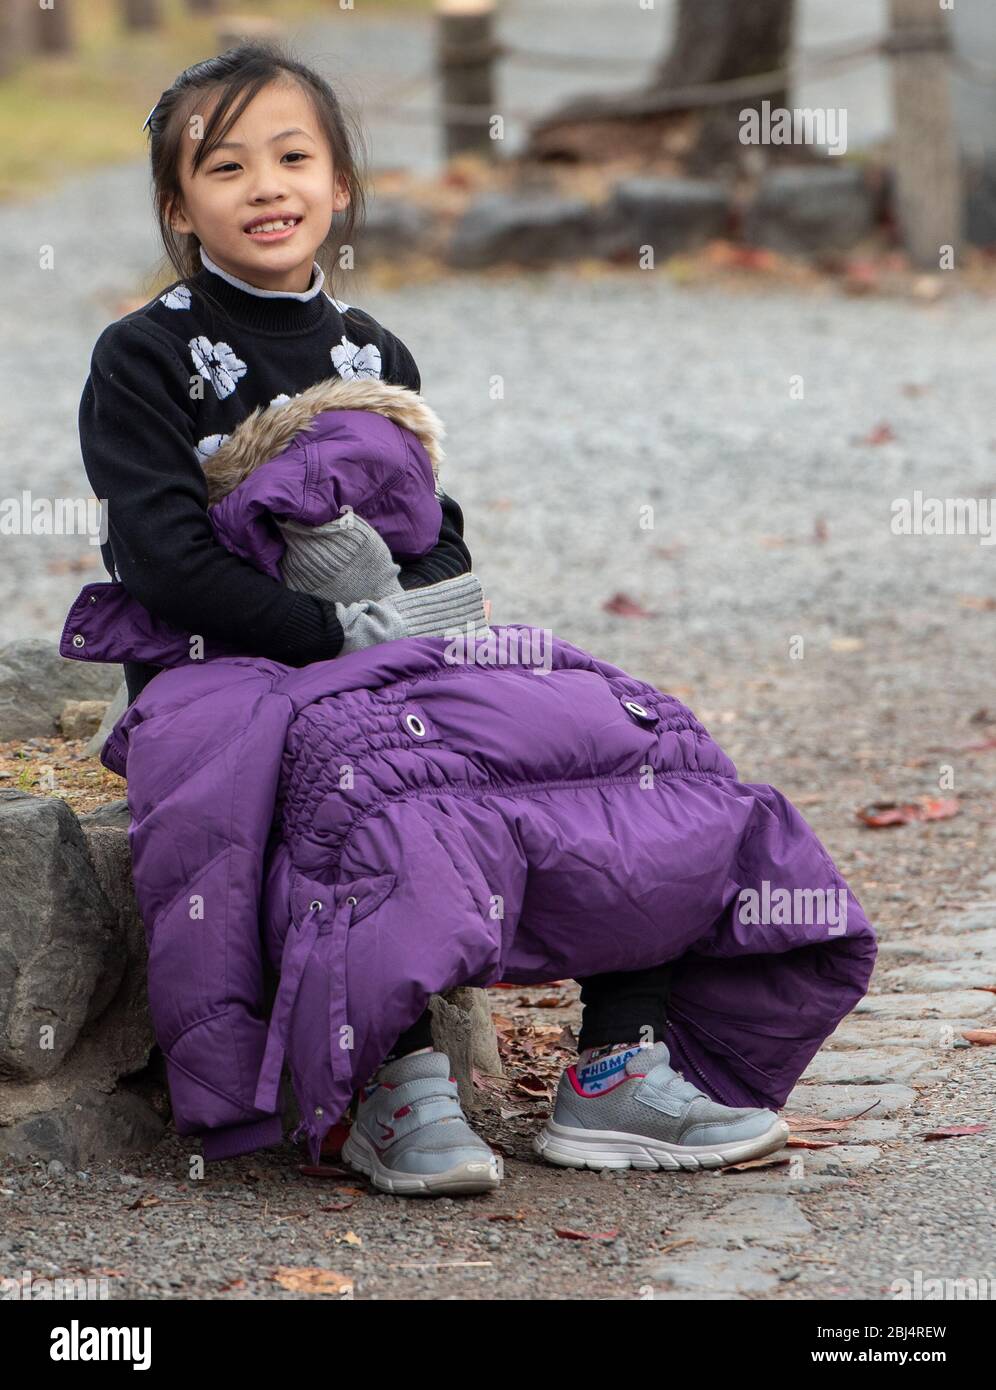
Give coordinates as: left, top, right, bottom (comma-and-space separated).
384, 1095, 465, 1142
389, 1075, 461, 1106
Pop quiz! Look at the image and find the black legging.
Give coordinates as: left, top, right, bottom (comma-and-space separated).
385, 962, 675, 1060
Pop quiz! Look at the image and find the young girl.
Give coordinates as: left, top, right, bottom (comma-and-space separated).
80, 41, 798, 1196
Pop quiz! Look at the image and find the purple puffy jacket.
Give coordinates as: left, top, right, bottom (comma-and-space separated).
60, 379, 877, 1165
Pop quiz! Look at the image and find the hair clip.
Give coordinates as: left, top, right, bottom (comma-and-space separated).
142, 101, 158, 132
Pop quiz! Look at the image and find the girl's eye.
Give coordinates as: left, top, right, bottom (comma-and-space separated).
210, 153, 307, 174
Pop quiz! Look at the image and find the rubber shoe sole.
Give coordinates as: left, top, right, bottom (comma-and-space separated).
342, 1128, 504, 1196
533, 1116, 790, 1171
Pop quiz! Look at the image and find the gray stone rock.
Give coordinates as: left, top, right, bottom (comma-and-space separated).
0, 639, 120, 740
745, 166, 875, 254
58, 699, 108, 741
900, 929, 996, 961
786, 1082, 917, 1119
854, 990, 996, 1020
828, 1018, 982, 1050
0, 792, 120, 1079
800, 1048, 928, 1086
646, 1245, 786, 1296
446, 193, 595, 269
803, 1144, 883, 1175
75, 825, 154, 1079
879, 962, 996, 993
78, 799, 130, 832
84, 679, 127, 759
352, 197, 434, 265
940, 905, 996, 933
596, 178, 731, 261
0, 1086, 165, 1166
644, 1195, 812, 1296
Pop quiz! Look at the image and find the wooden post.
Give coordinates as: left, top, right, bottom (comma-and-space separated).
35, 0, 75, 55
0, 0, 35, 77
121, 0, 161, 31
436, 0, 497, 162
887, 0, 963, 268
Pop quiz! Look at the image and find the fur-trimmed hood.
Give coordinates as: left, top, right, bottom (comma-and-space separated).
201, 376, 447, 506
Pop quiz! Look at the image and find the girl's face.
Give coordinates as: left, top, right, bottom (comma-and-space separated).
169, 78, 349, 293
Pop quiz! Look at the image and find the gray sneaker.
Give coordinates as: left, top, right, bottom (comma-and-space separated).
534, 1041, 790, 1171
341, 1049, 503, 1196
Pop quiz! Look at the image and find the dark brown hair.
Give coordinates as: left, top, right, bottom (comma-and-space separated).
144, 39, 367, 302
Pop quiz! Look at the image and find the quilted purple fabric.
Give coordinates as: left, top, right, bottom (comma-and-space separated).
60, 400, 877, 1166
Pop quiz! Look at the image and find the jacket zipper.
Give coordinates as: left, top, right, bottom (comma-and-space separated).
666, 1006, 739, 1109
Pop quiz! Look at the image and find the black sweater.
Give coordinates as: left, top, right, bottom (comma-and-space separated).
78, 249, 472, 702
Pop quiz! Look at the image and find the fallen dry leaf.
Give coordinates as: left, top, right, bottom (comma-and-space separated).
602, 592, 655, 618
857, 422, 897, 446
857, 797, 959, 828
725, 1154, 793, 1172
296, 1163, 357, 1180
126, 1193, 161, 1211
961, 737, 996, 754
921, 1125, 988, 1141
554, 1227, 620, 1242
962, 1029, 996, 1045
515, 1073, 552, 1099
273, 1266, 352, 1295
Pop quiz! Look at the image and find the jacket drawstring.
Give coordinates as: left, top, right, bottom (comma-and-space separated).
253, 896, 351, 1114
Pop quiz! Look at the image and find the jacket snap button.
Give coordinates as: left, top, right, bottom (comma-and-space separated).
72, 634, 85, 648
623, 699, 651, 719
315, 1106, 324, 1117
309, 899, 323, 911
346, 895, 358, 906
88, 594, 97, 604
404, 713, 426, 738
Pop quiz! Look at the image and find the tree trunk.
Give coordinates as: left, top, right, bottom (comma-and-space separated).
525, 0, 795, 172
35, 0, 75, 54
429, 987, 503, 1115
887, 0, 962, 269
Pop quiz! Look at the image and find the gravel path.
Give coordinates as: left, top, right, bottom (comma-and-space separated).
2, 136, 995, 1302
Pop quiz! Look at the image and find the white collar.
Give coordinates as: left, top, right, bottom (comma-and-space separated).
199, 244, 325, 301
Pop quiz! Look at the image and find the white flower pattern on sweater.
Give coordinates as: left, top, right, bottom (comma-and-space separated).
194, 433, 230, 465
331, 335, 382, 381
160, 285, 192, 311
190, 336, 248, 400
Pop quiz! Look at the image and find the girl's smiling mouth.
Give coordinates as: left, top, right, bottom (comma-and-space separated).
244, 214, 302, 241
